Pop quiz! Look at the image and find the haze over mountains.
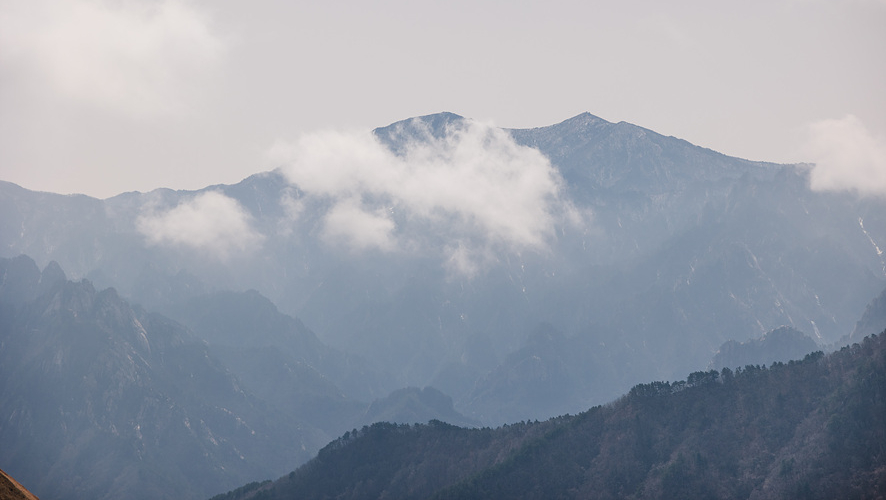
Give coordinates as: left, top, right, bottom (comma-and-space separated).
0, 255, 482, 500
0, 255, 320, 499
1, 112, 885, 499
214, 332, 886, 500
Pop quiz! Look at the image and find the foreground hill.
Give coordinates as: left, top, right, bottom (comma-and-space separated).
0, 469, 39, 500
217, 332, 886, 500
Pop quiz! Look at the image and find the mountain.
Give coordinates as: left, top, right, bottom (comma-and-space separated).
709, 326, 820, 371
159, 290, 386, 436
850, 286, 886, 342
2, 112, 885, 425
3, 111, 886, 497
161, 289, 393, 401
159, 289, 483, 435
213, 332, 886, 500
359, 386, 480, 429
463, 323, 625, 423
0, 256, 324, 500
0, 255, 491, 499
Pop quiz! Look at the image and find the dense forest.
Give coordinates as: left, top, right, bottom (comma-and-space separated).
215, 332, 886, 500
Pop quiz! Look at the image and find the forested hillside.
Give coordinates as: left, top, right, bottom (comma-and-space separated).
217, 332, 886, 500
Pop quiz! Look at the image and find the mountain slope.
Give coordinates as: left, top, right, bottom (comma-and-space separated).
851, 286, 886, 342
217, 332, 886, 500
2, 112, 885, 425
0, 256, 322, 500
709, 326, 820, 371
0, 468, 39, 500
162, 289, 393, 402
360, 386, 481, 429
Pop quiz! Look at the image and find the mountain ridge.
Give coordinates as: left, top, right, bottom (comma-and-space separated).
2, 112, 884, 425
0, 255, 482, 500
0, 256, 322, 500
2, 111, 886, 498
213, 331, 886, 500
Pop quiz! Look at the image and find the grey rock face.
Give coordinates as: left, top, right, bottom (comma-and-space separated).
0, 256, 320, 500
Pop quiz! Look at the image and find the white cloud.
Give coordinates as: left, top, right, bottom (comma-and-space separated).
0, 0, 223, 117
137, 191, 264, 259
272, 118, 581, 273
443, 242, 495, 280
274, 188, 305, 237
267, 131, 393, 197
803, 115, 886, 197
322, 198, 397, 252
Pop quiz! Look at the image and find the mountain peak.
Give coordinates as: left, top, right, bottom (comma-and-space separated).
559, 111, 612, 128
362, 386, 480, 428
373, 112, 467, 153
39, 261, 66, 292
710, 326, 820, 370
376, 111, 465, 133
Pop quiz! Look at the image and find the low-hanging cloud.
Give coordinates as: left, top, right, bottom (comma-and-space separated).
0, 0, 223, 117
270, 118, 582, 273
803, 115, 886, 197
322, 197, 397, 252
137, 191, 264, 259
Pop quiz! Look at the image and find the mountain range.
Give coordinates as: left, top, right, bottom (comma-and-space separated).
4, 113, 884, 423
0, 255, 480, 499
0, 255, 320, 499
2, 112, 886, 498
213, 332, 886, 500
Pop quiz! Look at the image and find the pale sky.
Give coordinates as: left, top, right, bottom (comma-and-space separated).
1, 0, 884, 199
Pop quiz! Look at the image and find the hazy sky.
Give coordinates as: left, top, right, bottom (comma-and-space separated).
1, 0, 884, 199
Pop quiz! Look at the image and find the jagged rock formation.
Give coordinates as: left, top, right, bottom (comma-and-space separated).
0, 256, 321, 500
0, 256, 487, 500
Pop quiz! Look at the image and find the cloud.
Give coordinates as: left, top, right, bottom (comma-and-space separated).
0, 0, 223, 116
322, 198, 397, 252
272, 118, 582, 273
443, 242, 497, 280
803, 115, 886, 197
137, 191, 264, 259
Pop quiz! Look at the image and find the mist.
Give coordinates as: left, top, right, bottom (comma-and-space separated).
271, 119, 583, 274
137, 190, 264, 259
804, 114, 886, 198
